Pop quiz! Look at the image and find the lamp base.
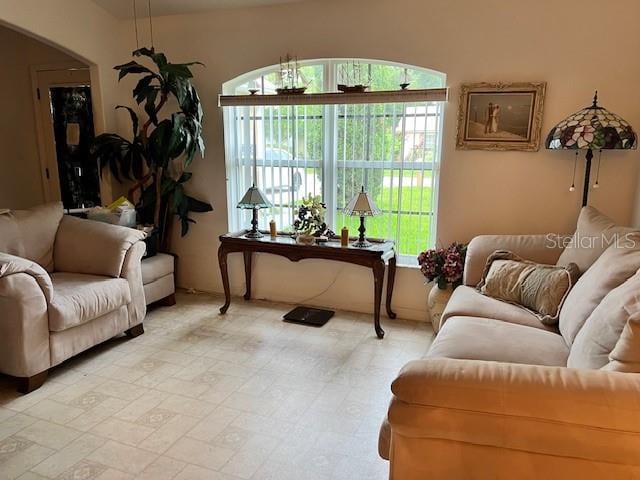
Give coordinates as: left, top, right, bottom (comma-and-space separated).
244, 230, 263, 239
351, 239, 371, 248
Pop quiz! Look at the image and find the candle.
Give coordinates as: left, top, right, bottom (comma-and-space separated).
269, 219, 277, 238
341, 226, 349, 247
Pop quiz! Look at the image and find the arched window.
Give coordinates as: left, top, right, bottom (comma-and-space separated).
222, 59, 446, 264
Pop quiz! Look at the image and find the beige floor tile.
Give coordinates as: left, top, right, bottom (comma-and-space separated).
137, 414, 199, 454
0, 441, 54, 480
0, 414, 38, 442
90, 417, 155, 446
24, 400, 84, 425
15, 419, 81, 450
136, 456, 186, 480
174, 464, 236, 480
86, 440, 157, 475
31, 433, 106, 478
166, 437, 234, 471
16, 472, 49, 480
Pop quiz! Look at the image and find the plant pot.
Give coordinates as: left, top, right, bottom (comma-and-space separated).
427, 283, 454, 333
296, 234, 315, 245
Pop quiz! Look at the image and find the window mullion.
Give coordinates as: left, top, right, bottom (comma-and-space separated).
323, 61, 337, 231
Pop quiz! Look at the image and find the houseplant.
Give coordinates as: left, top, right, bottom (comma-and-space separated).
418, 242, 467, 331
292, 195, 332, 244
90, 47, 212, 250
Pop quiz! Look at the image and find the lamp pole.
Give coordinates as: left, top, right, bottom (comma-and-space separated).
582, 149, 593, 207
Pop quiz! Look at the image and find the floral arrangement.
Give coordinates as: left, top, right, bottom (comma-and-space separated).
292, 195, 333, 237
417, 242, 467, 289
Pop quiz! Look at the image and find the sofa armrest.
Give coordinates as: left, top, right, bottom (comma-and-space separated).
463, 234, 568, 286
121, 241, 147, 326
0, 252, 53, 302
386, 358, 640, 464
0, 253, 52, 377
54, 215, 145, 278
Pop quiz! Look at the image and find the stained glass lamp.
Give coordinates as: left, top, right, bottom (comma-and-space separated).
343, 186, 382, 248
237, 104, 272, 238
237, 184, 271, 238
545, 91, 636, 206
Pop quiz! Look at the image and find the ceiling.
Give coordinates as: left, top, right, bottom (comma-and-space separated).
93, 0, 313, 18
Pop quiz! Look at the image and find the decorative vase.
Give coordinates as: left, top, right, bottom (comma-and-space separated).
427, 283, 454, 333
296, 233, 315, 245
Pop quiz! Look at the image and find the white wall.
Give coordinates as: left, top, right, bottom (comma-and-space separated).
141, 0, 640, 321
0, 27, 83, 209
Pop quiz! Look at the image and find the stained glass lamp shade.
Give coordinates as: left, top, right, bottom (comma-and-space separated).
545, 92, 636, 206
343, 186, 382, 247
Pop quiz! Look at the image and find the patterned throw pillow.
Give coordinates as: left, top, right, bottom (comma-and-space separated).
477, 250, 580, 325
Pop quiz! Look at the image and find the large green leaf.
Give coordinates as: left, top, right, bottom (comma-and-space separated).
133, 74, 159, 104
90, 133, 132, 182
114, 60, 155, 80
144, 88, 159, 126
133, 47, 167, 68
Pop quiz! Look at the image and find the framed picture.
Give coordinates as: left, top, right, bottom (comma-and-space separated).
456, 82, 547, 151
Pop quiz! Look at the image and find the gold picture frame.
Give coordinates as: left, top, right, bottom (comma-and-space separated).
456, 82, 547, 151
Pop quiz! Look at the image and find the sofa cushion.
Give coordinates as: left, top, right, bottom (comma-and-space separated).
427, 316, 569, 367
49, 272, 131, 332
556, 206, 637, 274
440, 285, 558, 332
0, 212, 25, 257
559, 234, 640, 346
478, 250, 579, 325
10, 202, 63, 272
603, 312, 640, 372
141, 253, 175, 284
568, 272, 640, 369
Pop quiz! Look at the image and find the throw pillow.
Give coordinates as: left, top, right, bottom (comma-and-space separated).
556, 206, 637, 274
559, 233, 640, 346
603, 312, 640, 373
568, 270, 640, 369
477, 250, 580, 325
12, 202, 63, 272
0, 211, 25, 257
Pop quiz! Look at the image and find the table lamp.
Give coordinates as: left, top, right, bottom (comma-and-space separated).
545, 91, 636, 206
343, 186, 381, 248
237, 104, 272, 238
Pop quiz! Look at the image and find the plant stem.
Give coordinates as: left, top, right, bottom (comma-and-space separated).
154, 166, 164, 228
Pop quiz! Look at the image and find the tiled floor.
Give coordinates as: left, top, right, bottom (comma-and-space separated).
0, 292, 433, 480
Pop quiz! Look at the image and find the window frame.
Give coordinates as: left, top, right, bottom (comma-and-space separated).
223, 59, 446, 265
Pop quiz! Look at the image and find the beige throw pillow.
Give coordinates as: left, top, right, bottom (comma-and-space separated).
602, 312, 640, 373
0, 211, 25, 257
559, 234, 640, 346
556, 206, 637, 274
12, 202, 63, 272
568, 271, 640, 369
478, 251, 580, 325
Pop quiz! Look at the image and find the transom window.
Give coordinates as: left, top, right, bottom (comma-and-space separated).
222, 59, 445, 264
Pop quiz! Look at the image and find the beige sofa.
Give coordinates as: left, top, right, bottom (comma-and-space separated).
0, 202, 147, 393
380, 207, 640, 479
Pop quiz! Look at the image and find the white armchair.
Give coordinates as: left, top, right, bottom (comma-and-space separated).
0, 202, 146, 392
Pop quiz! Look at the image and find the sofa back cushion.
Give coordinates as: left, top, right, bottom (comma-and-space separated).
560, 234, 640, 346
0, 212, 25, 257
0, 202, 63, 272
603, 313, 640, 372
568, 271, 640, 369
556, 206, 637, 274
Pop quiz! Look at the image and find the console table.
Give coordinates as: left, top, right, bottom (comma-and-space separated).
218, 231, 397, 338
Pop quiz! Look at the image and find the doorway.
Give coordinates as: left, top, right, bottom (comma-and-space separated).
33, 67, 100, 210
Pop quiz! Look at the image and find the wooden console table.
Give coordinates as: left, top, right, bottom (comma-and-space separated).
218, 231, 397, 338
